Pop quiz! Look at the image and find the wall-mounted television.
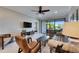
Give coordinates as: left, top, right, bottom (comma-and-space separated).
23, 22, 32, 28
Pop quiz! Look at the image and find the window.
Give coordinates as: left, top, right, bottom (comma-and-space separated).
55, 21, 64, 30
46, 18, 65, 32
47, 22, 54, 30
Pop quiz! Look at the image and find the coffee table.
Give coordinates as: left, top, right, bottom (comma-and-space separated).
25, 33, 49, 52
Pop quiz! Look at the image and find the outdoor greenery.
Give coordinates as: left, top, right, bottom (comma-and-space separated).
47, 21, 64, 30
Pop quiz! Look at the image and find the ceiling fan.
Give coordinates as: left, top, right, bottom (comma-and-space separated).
32, 6, 50, 14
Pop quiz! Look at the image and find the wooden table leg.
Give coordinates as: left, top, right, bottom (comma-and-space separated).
37, 40, 41, 53
2, 37, 4, 50
39, 41, 41, 53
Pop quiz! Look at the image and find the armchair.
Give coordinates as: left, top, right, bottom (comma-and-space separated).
15, 36, 41, 53
48, 39, 79, 53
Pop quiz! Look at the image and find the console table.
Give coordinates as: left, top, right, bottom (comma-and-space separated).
0, 34, 11, 49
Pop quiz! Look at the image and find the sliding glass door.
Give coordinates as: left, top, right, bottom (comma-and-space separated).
46, 19, 65, 35
55, 20, 64, 31
47, 22, 54, 30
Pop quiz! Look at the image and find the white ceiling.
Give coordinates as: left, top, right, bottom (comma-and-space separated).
3, 6, 71, 20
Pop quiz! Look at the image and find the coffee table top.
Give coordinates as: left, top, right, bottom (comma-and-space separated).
25, 33, 44, 39
25, 33, 49, 41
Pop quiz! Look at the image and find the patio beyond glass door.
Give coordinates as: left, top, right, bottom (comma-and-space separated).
46, 19, 64, 36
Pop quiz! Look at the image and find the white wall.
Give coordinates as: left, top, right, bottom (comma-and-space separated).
42, 21, 46, 33
38, 20, 47, 33
0, 7, 39, 34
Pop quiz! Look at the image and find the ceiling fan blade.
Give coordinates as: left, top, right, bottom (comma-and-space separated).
32, 6, 50, 15
42, 10, 50, 12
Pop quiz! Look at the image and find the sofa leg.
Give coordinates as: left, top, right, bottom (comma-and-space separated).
50, 47, 56, 53
50, 48, 52, 53
50, 47, 54, 53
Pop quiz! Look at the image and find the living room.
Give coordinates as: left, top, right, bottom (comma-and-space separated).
0, 6, 79, 53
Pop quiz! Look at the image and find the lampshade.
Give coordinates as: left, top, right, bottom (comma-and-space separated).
62, 22, 79, 38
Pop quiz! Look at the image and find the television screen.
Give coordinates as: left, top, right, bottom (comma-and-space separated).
23, 22, 32, 28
